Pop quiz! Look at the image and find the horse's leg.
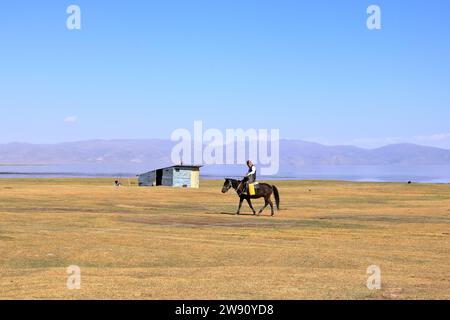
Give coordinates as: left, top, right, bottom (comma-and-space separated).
236, 197, 244, 215
258, 198, 269, 215
268, 198, 275, 216
246, 198, 256, 215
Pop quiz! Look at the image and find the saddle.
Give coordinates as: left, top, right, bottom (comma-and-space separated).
245, 182, 259, 196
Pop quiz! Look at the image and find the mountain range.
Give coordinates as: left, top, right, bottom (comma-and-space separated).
1, 140, 450, 174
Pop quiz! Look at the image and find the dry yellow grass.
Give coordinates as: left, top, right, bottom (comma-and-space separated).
0, 178, 449, 300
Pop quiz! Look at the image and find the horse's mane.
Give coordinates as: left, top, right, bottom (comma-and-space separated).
224, 178, 242, 188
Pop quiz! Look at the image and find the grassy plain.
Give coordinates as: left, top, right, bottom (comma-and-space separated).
0, 178, 449, 299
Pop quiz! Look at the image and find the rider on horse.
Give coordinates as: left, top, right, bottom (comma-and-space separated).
243, 160, 257, 193
221, 161, 280, 216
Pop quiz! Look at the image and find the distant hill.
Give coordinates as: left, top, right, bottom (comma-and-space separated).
280, 141, 450, 166
1, 140, 450, 174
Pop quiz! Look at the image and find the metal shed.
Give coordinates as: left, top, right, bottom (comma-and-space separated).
137, 165, 201, 188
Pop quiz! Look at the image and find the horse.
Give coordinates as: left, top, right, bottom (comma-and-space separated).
221, 178, 280, 216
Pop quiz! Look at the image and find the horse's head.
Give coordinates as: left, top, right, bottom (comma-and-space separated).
222, 178, 233, 193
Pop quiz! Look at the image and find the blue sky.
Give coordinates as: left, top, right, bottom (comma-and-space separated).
1, 0, 449, 148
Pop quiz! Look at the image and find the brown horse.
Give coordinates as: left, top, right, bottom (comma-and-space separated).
221, 178, 280, 216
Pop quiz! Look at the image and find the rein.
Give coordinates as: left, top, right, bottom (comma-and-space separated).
225, 179, 246, 196
235, 181, 244, 196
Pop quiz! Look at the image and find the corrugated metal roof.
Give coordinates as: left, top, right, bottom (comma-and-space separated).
138, 165, 202, 176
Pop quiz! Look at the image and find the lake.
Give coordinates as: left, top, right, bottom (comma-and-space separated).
1, 164, 450, 183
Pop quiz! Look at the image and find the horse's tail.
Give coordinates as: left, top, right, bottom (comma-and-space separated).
272, 185, 280, 210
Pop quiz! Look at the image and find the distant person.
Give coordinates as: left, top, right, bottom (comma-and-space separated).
114, 180, 121, 186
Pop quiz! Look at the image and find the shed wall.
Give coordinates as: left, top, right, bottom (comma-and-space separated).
161, 168, 174, 186
190, 170, 200, 188
139, 167, 200, 188
138, 171, 157, 186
